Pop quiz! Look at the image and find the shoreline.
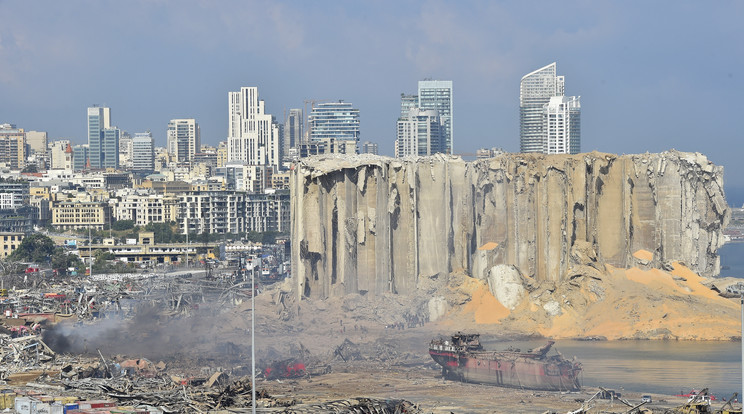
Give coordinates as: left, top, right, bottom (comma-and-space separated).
258, 361, 730, 413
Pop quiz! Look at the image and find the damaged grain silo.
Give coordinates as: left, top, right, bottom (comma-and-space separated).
290, 151, 729, 300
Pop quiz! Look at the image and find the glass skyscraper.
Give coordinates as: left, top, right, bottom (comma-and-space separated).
520, 62, 580, 154
87, 105, 119, 169
308, 101, 360, 144
101, 127, 120, 168
283, 108, 303, 162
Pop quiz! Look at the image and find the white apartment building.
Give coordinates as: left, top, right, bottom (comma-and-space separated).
132, 132, 155, 173
543, 96, 581, 155
227, 87, 280, 167
395, 108, 443, 157
115, 193, 167, 226
167, 119, 200, 162
0, 192, 23, 210
177, 191, 289, 235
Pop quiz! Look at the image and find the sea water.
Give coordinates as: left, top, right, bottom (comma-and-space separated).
482, 241, 744, 399
552, 243, 744, 398
488, 339, 741, 398
720, 242, 744, 278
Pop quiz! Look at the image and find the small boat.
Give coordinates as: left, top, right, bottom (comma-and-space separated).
429, 332, 582, 391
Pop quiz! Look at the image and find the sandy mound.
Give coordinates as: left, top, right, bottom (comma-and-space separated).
238, 260, 740, 363
436, 261, 740, 340
272, 262, 739, 341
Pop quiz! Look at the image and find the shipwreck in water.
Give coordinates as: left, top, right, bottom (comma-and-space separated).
429, 333, 582, 391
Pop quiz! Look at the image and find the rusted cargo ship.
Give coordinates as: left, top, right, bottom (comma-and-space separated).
429, 333, 582, 391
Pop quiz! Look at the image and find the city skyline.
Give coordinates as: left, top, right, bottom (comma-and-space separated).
2, 1, 744, 201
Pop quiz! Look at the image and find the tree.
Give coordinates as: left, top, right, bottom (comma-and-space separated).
21, 164, 38, 173
92, 250, 117, 274
50, 247, 84, 276
112, 220, 135, 231
8, 233, 56, 264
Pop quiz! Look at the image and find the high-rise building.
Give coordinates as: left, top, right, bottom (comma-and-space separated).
167, 119, 200, 162
102, 127, 120, 169
132, 132, 155, 173
417, 80, 453, 154
72, 144, 89, 171
519, 62, 580, 154
227, 87, 280, 166
283, 108, 303, 159
0, 124, 26, 170
400, 93, 418, 118
544, 96, 581, 154
395, 108, 443, 157
87, 106, 119, 169
308, 101, 360, 149
119, 131, 133, 168
87, 106, 109, 169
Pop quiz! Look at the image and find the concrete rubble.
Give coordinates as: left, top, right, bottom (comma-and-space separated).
0, 266, 430, 412
291, 151, 729, 299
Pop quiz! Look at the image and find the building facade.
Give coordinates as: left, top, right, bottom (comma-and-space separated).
119, 132, 133, 168
308, 101, 360, 150
400, 93, 418, 118
361, 141, 378, 155
176, 191, 289, 235
298, 138, 357, 158
25, 131, 47, 155
395, 108, 443, 157
167, 119, 200, 162
519, 62, 580, 154
0, 126, 26, 170
417, 80, 453, 154
132, 132, 155, 173
101, 127, 120, 169
115, 193, 167, 226
0, 180, 29, 209
227, 87, 280, 167
0, 233, 24, 258
87, 106, 110, 169
283, 108, 303, 163
51, 201, 112, 230
49, 140, 72, 169
543, 96, 581, 154
72, 144, 90, 171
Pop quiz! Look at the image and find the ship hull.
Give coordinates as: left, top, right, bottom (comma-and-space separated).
429, 347, 581, 392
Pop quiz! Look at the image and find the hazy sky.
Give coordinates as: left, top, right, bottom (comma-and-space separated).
2, 1, 744, 202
